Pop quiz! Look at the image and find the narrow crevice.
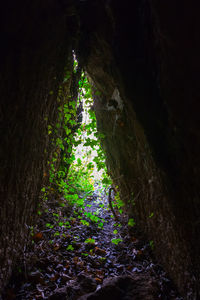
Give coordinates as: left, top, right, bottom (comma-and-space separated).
0, 1, 200, 299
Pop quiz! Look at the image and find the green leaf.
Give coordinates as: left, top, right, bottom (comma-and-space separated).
81, 253, 89, 257
80, 220, 90, 226
102, 177, 112, 185
149, 212, 154, 218
65, 128, 71, 135
98, 222, 104, 228
77, 158, 82, 165
128, 218, 135, 227
67, 245, 74, 251
84, 238, 95, 244
111, 238, 123, 245
46, 223, 54, 229
149, 240, 154, 249
54, 231, 60, 236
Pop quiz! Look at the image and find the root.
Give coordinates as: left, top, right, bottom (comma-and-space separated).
108, 187, 119, 221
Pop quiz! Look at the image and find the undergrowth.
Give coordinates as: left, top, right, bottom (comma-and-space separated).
39, 59, 120, 227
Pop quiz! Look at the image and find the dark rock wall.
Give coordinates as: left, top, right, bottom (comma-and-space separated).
153, 0, 200, 264
77, 1, 200, 298
0, 1, 76, 290
0, 0, 200, 298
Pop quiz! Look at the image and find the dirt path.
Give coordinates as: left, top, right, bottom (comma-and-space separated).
3, 190, 183, 299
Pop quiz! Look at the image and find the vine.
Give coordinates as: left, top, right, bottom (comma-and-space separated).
41, 63, 112, 211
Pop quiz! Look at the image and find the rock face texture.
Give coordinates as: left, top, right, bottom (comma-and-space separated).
78, 275, 158, 300
0, 1, 76, 290
81, 1, 200, 298
0, 0, 200, 298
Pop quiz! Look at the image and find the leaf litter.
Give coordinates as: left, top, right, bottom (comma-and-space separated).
3, 188, 183, 300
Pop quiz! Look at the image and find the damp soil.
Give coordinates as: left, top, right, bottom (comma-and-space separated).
3, 189, 183, 300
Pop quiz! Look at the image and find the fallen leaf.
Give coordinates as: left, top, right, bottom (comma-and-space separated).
53, 244, 60, 251
33, 232, 43, 242
137, 250, 143, 256
95, 277, 102, 284
94, 247, 106, 256
95, 269, 105, 277
65, 263, 70, 269
73, 257, 79, 263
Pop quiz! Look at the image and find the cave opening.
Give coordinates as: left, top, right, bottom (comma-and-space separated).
41, 56, 114, 219
2, 60, 183, 300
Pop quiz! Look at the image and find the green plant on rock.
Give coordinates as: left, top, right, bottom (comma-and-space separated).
149, 240, 154, 250
128, 218, 136, 227
114, 189, 125, 214
41, 61, 111, 223
61, 73, 111, 208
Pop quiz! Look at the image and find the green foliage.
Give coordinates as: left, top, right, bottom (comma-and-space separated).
59, 73, 111, 207
149, 212, 154, 218
102, 177, 112, 185
149, 240, 154, 250
54, 231, 60, 237
111, 238, 123, 245
114, 190, 125, 213
67, 245, 74, 251
81, 253, 89, 257
46, 223, 54, 229
80, 220, 90, 226
98, 222, 104, 229
41, 67, 112, 231
128, 218, 136, 227
84, 238, 95, 244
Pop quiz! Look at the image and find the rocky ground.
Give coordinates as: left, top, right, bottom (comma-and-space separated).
2, 188, 183, 300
